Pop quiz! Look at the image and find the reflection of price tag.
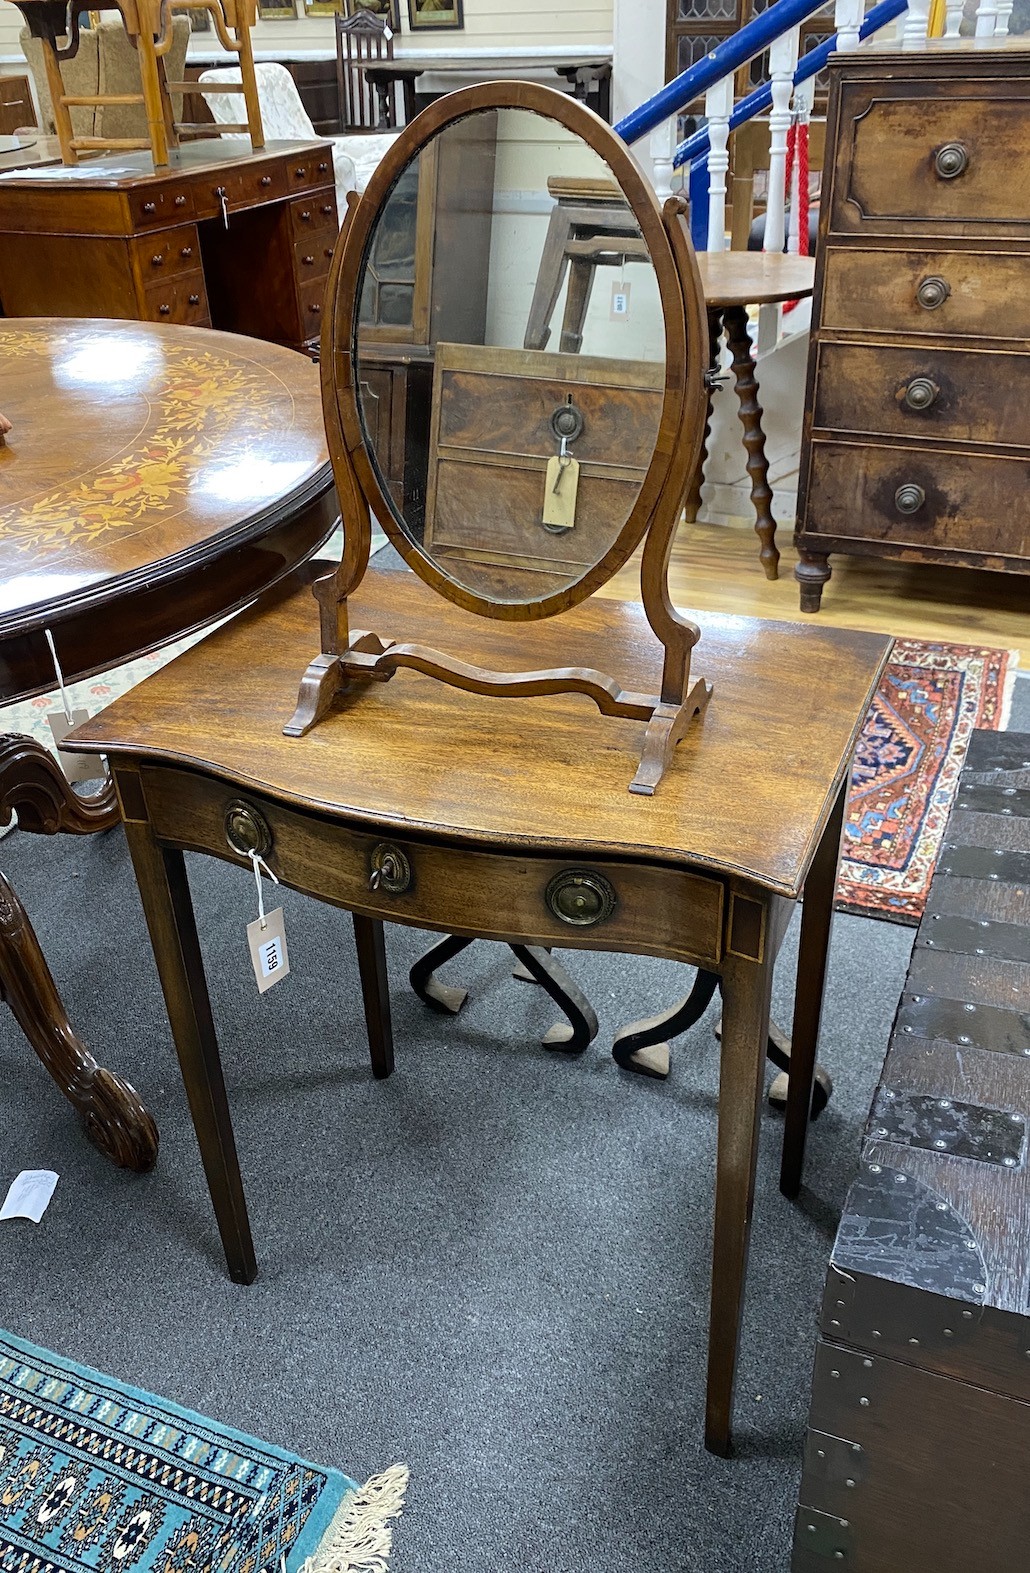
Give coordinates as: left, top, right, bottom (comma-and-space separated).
610, 282, 631, 320
47, 709, 97, 784
542, 454, 579, 531
247, 907, 290, 994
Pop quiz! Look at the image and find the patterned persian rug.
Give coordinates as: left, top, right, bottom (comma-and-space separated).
0, 1330, 407, 1572
836, 638, 1017, 925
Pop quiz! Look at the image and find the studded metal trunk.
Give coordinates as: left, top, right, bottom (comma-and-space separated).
793, 729, 1030, 1572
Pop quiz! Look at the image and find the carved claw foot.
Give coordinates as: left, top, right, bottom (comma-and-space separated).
0, 871, 158, 1172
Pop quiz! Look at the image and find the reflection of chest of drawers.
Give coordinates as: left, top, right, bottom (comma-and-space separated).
0, 139, 338, 353
794, 42, 1030, 612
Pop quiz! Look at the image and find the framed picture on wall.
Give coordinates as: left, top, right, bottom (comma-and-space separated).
258, 0, 298, 18
406, 0, 464, 28
343, 0, 401, 24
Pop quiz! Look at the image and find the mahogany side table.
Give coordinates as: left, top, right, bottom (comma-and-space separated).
66, 561, 890, 1453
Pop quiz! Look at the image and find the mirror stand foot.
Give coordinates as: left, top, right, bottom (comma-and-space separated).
283, 653, 342, 738
629, 678, 713, 797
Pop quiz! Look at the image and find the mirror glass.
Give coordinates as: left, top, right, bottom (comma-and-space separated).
353, 105, 667, 606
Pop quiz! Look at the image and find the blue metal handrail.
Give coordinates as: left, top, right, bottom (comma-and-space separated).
614, 0, 836, 146
672, 0, 907, 168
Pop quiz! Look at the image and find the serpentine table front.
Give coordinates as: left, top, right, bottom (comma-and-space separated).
0, 317, 336, 1171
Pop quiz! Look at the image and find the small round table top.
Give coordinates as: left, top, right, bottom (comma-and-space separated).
697, 250, 816, 308
0, 318, 331, 633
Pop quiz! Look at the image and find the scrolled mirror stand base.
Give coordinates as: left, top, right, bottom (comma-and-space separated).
284, 635, 712, 797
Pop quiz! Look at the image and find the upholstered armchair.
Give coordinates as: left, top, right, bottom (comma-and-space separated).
20, 16, 190, 142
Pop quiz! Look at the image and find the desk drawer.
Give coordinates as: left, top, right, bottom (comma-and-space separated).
820, 248, 1030, 343
294, 229, 336, 282
833, 85, 1030, 236
290, 192, 338, 237
136, 768, 726, 967
128, 184, 194, 229
812, 342, 1030, 450
287, 153, 334, 194
802, 439, 1030, 561
142, 269, 210, 325
297, 276, 326, 337
132, 224, 201, 282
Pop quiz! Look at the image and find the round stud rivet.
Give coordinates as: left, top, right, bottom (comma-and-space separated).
973, 1283, 986, 1295
936, 1202, 948, 1212
962, 1310, 973, 1319
1004, 1157, 1018, 1168
860, 1397, 870, 1407
939, 1099, 951, 1109
872, 1330, 881, 1338
831, 1369, 840, 1379
944, 1329, 953, 1337
934, 1140, 947, 1150
846, 1479, 855, 1489
964, 1003, 976, 1012
869, 1164, 882, 1173
862, 1359, 873, 1368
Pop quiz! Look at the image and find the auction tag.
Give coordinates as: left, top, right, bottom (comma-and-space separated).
247, 907, 290, 994
542, 454, 580, 531
47, 708, 96, 784
610, 280, 631, 320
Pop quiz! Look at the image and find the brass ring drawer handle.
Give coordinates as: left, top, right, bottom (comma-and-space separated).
902, 376, 939, 412
225, 799, 272, 858
916, 275, 949, 310
369, 843, 411, 894
934, 142, 969, 179
894, 483, 926, 515
546, 869, 617, 927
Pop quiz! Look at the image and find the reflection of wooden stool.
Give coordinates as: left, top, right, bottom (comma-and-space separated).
11, 0, 264, 167
524, 176, 648, 354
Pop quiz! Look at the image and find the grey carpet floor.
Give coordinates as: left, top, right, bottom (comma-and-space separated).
2, 674, 1027, 1573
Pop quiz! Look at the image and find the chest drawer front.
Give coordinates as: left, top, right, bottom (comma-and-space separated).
820, 247, 1030, 342
287, 154, 334, 194
832, 88, 1030, 235
128, 185, 194, 229
137, 768, 726, 968
289, 192, 338, 237
802, 439, 1030, 561
812, 341, 1030, 450
142, 268, 210, 326
131, 224, 201, 282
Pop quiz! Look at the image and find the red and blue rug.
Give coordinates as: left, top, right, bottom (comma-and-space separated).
0, 1329, 407, 1572
836, 638, 1017, 924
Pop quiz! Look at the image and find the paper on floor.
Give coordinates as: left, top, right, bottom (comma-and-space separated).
0, 1170, 59, 1223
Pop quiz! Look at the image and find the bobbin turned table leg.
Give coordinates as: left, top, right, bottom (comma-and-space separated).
722, 304, 780, 581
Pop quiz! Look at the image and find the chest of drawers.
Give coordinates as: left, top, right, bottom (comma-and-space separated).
794, 41, 1030, 611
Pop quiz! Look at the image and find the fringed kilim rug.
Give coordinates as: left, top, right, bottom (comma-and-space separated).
0, 1330, 407, 1573
835, 638, 1017, 925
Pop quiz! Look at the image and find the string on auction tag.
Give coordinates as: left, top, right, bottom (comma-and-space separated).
43, 627, 94, 785
609, 254, 631, 321
246, 851, 291, 994
44, 627, 73, 724
249, 848, 278, 927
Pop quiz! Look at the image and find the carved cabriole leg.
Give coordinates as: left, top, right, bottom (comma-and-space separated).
794, 545, 832, 613
722, 303, 780, 582
684, 309, 723, 526
0, 872, 159, 1171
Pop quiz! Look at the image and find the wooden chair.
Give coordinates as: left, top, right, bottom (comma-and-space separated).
335, 10, 397, 132
10, 0, 264, 167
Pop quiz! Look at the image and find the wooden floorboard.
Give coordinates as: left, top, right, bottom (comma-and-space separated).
602, 518, 1030, 670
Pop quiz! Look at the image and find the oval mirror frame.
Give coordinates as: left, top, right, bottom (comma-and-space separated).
326, 81, 701, 623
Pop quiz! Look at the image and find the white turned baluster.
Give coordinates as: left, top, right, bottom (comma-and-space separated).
833, 0, 864, 52
763, 26, 799, 254
995, 0, 1013, 32
902, 0, 932, 46
975, 0, 1000, 33
944, 0, 964, 35
705, 74, 734, 252
649, 118, 676, 202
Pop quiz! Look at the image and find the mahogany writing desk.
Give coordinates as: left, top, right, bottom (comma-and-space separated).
0, 138, 338, 351
66, 562, 890, 1454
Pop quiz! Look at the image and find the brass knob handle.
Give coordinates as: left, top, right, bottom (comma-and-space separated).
158, 303, 171, 315
894, 483, 926, 515
369, 843, 411, 894
259, 174, 272, 186
174, 194, 186, 207
902, 376, 939, 411
225, 799, 272, 858
188, 293, 200, 305
546, 869, 617, 927
321, 203, 333, 216
143, 200, 156, 214
180, 245, 193, 258
318, 160, 328, 172
324, 246, 333, 259
299, 209, 311, 221
151, 253, 163, 266
309, 302, 321, 314
295, 166, 307, 177
934, 142, 969, 179
916, 275, 949, 310
302, 254, 314, 265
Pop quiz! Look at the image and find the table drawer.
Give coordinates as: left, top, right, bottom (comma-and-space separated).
832, 85, 1030, 236
812, 342, 1030, 450
132, 224, 201, 282
128, 184, 194, 229
142, 269, 210, 325
287, 152, 334, 194
820, 247, 1030, 343
136, 768, 726, 967
801, 439, 1030, 561
293, 229, 336, 282
290, 192, 338, 237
